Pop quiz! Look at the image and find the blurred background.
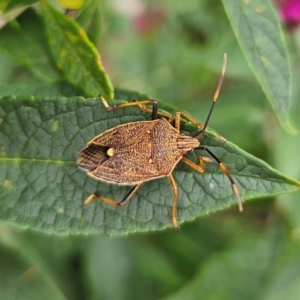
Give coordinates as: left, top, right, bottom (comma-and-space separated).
1, 0, 300, 299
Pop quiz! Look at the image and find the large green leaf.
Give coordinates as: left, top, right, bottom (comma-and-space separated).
221, 0, 294, 134
0, 94, 299, 235
0, 225, 66, 299
41, 1, 113, 99
162, 223, 294, 300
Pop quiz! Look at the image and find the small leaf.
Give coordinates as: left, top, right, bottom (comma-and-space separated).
41, 1, 113, 99
76, 0, 102, 45
59, 0, 85, 10
1, 0, 38, 13
0, 9, 60, 81
221, 0, 295, 134
0, 94, 299, 235
0, 82, 78, 97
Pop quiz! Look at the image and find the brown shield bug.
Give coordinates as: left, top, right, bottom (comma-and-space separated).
78, 53, 242, 229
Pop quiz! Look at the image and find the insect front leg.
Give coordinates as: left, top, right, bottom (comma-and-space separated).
132, 100, 173, 122
99, 95, 173, 121
174, 111, 205, 132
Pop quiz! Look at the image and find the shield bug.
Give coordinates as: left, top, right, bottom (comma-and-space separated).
78, 53, 242, 229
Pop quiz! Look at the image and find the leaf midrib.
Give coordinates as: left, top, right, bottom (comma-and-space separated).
0, 157, 299, 188
0, 157, 75, 164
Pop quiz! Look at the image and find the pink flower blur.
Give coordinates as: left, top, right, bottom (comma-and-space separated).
276, 0, 300, 29
133, 8, 166, 36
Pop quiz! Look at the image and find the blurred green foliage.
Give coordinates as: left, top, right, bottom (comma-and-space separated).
0, 0, 300, 299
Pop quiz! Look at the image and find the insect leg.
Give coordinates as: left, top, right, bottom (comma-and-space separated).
117, 184, 141, 206
83, 184, 141, 208
168, 174, 180, 229
83, 193, 119, 207
181, 156, 205, 173
133, 101, 173, 122
174, 111, 204, 131
99, 95, 172, 121
194, 146, 243, 212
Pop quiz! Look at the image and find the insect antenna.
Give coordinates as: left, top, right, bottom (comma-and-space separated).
190, 54, 243, 211
193, 53, 227, 139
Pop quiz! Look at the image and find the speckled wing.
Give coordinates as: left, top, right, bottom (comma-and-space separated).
78, 120, 157, 172
91, 120, 158, 148
91, 154, 164, 184
78, 119, 182, 184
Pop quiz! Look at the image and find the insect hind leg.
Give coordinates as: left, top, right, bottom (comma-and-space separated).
83, 184, 141, 208
83, 193, 118, 207
168, 174, 180, 229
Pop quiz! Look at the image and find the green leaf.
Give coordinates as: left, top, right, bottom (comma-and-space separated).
162, 224, 283, 300
83, 236, 185, 299
41, 1, 113, 99
260, 251, 300, 300
0, 9, 60, 81
76, 0, 102, 45
221, 0, 295, 134
0, 225, 66, 299
0, 0, 38, 12
0, 94, 299, 235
